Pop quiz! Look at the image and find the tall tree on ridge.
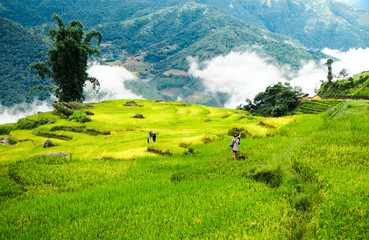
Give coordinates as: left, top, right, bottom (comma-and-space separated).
31, 14, 102, 102
326, 58, 333, 83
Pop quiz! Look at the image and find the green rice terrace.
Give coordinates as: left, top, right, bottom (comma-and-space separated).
293, 99, 343, 114
0, 99, 368, 239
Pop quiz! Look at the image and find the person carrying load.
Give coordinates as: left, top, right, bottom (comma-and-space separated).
230, 133, 241, 160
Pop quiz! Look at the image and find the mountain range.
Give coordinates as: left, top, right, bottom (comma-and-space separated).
1, 0, 369, 106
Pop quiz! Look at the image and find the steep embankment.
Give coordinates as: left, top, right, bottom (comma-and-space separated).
318, 71, 369, 98
0, 99, 368, 239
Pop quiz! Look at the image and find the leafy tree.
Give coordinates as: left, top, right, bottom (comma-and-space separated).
239, 82, 300, 117
338, 68, 349, 79
326, 58, 333, 83
30, 14, 102, 102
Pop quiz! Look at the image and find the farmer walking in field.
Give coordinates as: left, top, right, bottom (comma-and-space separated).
230, 133, 240, 160
148, 130, 157, 143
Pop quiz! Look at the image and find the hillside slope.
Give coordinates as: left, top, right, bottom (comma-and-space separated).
1, 0, 368, 106
0, 3, 326, 107
230, 0, 369, 50
96, 3, 325, 103
0, 99, 368, 239
318, 71, 369, 97
0, 17, 51, 106
1, 0, 369, 50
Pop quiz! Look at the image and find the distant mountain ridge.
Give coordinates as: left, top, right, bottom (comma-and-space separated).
233, 0, 369, 49
94, 3, 326, 105
1, 0, 368, 50
1, 0, 369, 106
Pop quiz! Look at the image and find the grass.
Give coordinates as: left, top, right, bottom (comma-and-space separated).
0, 99, 368, 239
293, 99, 343, 114
0, 100, 280, 161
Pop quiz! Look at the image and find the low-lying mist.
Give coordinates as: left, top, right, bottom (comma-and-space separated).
0, 63, 143, 124
1, 48, 368, 124
0, 100, 54, 125
189, 48, 369, 108
85, 63, 143, 103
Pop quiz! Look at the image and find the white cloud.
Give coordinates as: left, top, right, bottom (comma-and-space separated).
85, 63, 143, 102
0, 100, 54, 125
1, 49, 368, 124
188, 48, 369, 108
322, 48, 369, 76
188, 52, 286, 108
0, 64, 143, 124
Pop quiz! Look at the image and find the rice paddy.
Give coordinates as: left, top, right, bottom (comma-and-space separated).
0, 99, 368, 239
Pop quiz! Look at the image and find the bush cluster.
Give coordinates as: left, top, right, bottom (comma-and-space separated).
0, 127, 11, 135
68, 111, 91, 123
238, 82, 299, 117
16, 118, 56, 130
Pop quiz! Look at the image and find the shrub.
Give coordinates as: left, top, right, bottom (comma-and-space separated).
250, 167, 283, 188
16, 118, 56, 130
53, 103, 74, 116
68, 111, 91, 123
0, 127, 11, 135
202, 136, 214, 144
239, 82, 299, 117
16, 118, 35, 129
7, 138, 18, 145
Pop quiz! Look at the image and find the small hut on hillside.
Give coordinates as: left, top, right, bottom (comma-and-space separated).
311, 94, 322, 100
298, 93, 310, 100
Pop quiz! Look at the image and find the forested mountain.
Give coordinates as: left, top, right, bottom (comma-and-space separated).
0, 17, 50, 106
233, 0, 369, 50
1, 0, 369, 106
94, 3, 325, 104
97, 3, 324, 68
1, 0, 368, 50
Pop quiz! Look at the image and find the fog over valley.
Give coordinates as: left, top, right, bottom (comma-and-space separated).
1, 47, 369, 124
1, 0, 369, 123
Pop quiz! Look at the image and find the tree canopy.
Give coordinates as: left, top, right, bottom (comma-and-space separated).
326, 58, 333, 83
238, 82, 300, 117
30, 14, 102, 102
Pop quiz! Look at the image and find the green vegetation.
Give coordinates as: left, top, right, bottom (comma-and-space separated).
68, 111, 91, 123
326, 58, 333, 83
0, 127, 11, 135
0, 2, 328, 107
0, 17, 50, 106
2, 0, 369, 106
0, 99, 368, 239
30, 14, 102, 102
16, 117, 56, 130
94, 3, 325, 104
293, 99, 343, 114
238, 82, 300, 117
318, 71, 369, 97
2, 0, 368, 51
